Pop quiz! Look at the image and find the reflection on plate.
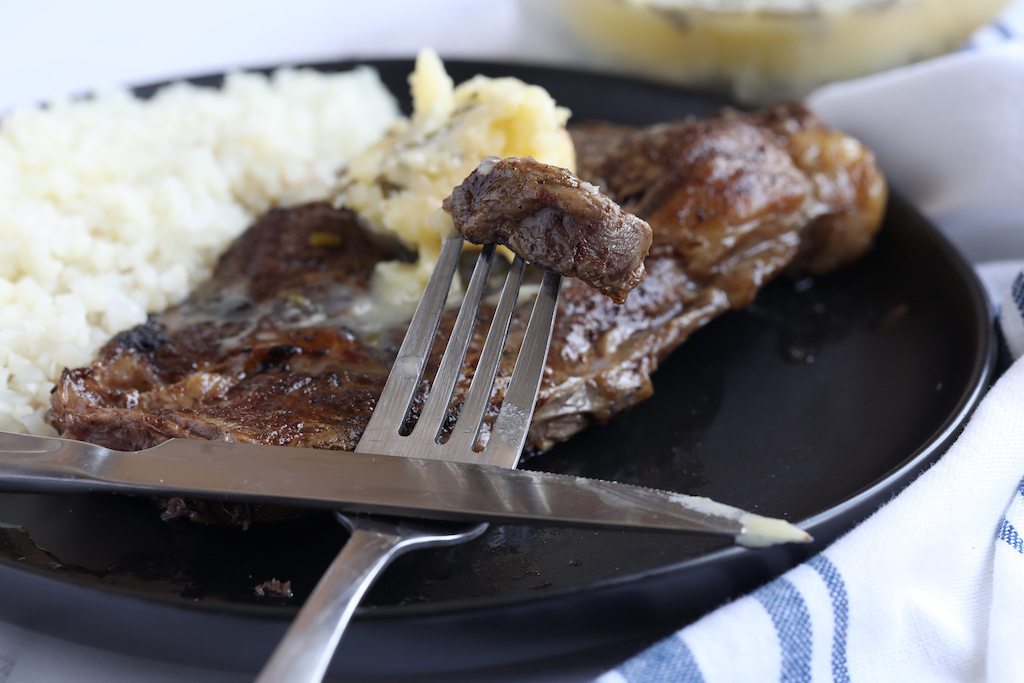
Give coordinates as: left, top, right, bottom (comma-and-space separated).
0, 61, 995, 680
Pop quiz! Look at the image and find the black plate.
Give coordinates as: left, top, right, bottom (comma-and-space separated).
0, 60, 995, 681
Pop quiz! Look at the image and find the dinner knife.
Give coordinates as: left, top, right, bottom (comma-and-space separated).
0, 430, 810, 547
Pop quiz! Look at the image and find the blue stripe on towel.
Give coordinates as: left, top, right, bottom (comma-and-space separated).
809, 555, 851, 683
1012, 272, 1024, 319
755, 579, 812, 683
992, 20, 1019, 41
619, 634, 705, 683
998, 519, 1024, 554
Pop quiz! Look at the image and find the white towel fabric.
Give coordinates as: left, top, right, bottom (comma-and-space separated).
598, 3, 1024, 682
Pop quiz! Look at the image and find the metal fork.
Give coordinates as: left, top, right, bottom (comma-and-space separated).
256, 235, 562, 682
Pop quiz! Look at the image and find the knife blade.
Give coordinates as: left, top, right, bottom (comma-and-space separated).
0, 431, 810, 547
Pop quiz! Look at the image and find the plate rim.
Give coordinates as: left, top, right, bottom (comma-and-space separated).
0, 57, 999, 672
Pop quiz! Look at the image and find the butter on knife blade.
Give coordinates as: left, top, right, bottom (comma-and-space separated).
666, 493, 813, 548
0, 431, 811, 547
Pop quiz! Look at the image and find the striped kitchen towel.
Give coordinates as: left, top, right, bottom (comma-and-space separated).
990, 272, 1024, 683
597, 282, 1024, 683
597, 3, 1024, 680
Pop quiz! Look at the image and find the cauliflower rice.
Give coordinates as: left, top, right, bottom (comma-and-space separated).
0, 66, 400, 435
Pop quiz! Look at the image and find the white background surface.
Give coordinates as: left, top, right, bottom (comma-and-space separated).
0, 1, 581, 114
0, 1, 1022, 681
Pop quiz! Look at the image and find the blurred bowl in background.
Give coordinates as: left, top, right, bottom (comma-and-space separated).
523, 0, 1011, 103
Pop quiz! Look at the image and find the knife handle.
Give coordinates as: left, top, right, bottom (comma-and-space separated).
0, 430, 120, 495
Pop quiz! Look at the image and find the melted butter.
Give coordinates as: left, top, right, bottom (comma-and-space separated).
337, 49, 575, 326
476, 155, 502, 176
428, 208, 458, 239
666, 492, 812, 547
391, 355, 422, 380
736, 513, 812, 547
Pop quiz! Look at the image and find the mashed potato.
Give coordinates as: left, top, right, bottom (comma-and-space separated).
0, 67, 400, 434
336, 49, 576, 324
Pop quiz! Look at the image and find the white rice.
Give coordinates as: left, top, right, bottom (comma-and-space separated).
0, 66, 400, 435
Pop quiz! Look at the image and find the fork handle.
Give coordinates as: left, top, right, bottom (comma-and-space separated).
255, 525, 404, 683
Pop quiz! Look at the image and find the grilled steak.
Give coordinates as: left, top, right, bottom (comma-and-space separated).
47, 103, 886, 525
49, 203, 406, 450
571, 103, 886, 289
533, 103, 886, 449
443, 156, 652, 303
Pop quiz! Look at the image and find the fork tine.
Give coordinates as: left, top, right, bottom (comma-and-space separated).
480, 270, 562, 468
442, 255, 526, 456
355, 235, 463, 454
412, 242, 496, 443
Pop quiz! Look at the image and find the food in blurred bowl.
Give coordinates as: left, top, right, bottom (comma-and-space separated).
530, 0, 1010, 103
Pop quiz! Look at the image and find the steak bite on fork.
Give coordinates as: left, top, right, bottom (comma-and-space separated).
442, 156, 653, 304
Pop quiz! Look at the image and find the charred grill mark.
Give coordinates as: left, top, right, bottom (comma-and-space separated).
257, 345, 302, 374
111, 320, 169, 353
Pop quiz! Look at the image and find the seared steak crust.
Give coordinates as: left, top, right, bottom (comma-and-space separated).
47, 104, 886, 523
49, 203, 403, 453
572, 103, 887, 299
